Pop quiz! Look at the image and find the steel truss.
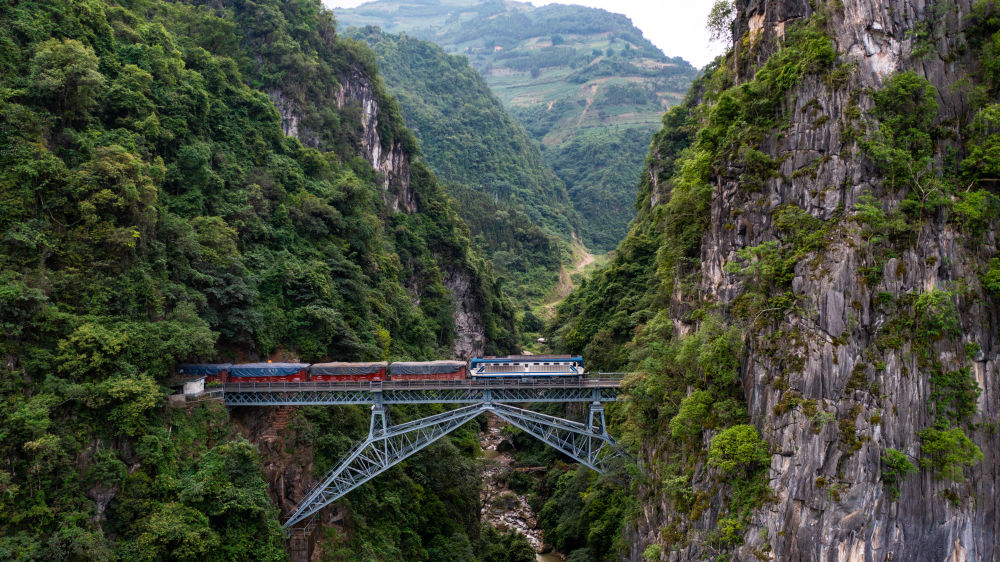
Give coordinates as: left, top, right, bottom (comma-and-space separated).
224, 383, 621, 406
283, 401, 623, 529
488, 402, 626, 473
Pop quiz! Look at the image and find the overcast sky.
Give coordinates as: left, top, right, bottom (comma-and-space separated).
324, 0, 724, 68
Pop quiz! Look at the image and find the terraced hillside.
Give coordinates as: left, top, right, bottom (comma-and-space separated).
337, 0, 699, 250
346, 27, 572, 310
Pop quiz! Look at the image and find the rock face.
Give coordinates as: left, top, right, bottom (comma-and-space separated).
443, 266, 488, 359
271, 63, 494, 359
632, 1, 999, 560
478, 415, 544, 551
328, 65, 490, 358
332, 65, 416, 214
230, 406, 348, 562
272, 66, 416, 214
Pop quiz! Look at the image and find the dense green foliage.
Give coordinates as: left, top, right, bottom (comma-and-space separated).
707, 425, 770, 475
548, 3, 1000, 553
536, 466, 632, 560
544, 19, 851, 555
540, 128, 655, 249
476, 523, 536, 562
345, 28, 571, 304
880, 448, 917, 500
338, 0, 699, 251
0, 0, 519, 557
917, 427, 985, 482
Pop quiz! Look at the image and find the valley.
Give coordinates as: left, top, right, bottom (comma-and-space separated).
337, 0, 698, 251
3, 0, 1000, 561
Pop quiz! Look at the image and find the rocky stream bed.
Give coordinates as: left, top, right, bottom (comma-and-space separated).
478, 415, 563, 562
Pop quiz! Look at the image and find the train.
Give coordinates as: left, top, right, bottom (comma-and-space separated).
178, 355, 585, 384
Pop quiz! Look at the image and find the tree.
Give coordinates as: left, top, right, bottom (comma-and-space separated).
669, 390, 713, 439
881, 449, 916, 500
477, 524, 535, 562
707, 1, 736, 45
179, 441, 286, 560
29, 38, 106, 115
128, 502, 220, 562
101, 374, 163, 436
919, 427, 984, 482
708, 424, 770, 475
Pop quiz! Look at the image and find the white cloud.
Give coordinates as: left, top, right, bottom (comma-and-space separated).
325, 0, 724, 68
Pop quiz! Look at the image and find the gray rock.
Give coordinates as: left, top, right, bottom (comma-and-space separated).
630, 1, 1000, 560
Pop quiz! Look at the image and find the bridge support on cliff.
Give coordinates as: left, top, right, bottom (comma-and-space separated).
283, 399, 624, 529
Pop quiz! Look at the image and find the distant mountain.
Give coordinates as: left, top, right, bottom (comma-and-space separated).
346, 27, 571, 306
336, 0, 699, 250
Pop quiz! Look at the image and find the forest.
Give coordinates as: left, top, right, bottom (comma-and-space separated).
0, 0, 521, 558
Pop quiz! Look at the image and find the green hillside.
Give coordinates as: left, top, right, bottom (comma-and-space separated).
337, 0, 699, 250
0, 0, 518, 557
346, 27, 571, 306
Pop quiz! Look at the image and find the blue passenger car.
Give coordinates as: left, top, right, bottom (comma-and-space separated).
469, 355, 584, 378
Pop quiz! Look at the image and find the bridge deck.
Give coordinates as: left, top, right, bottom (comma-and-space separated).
219, 376, 624, 406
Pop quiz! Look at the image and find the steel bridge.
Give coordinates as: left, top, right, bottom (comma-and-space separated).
221, 377, 623, 406
208, 377, 627, 529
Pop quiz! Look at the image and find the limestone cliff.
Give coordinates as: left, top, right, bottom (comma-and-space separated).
268, 54, 503, 359
271, 65, 415, 214
330, 65, 415, 214
624, 1, 1000, 560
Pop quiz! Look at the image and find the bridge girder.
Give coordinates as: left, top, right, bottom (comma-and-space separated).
224, 386, 620, 406
282, 401, 624, 529
218, 379, 623, 407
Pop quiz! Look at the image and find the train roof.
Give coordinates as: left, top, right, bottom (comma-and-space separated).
310, 362, 388, 375
311, 361, 388, 368
178, 363, 232, 376
471, 355, 583, 363
390, 360, 466, 375
229, 362, 309, 377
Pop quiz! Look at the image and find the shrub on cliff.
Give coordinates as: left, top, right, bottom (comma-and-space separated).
708, 424, 770, 475
919, 426, 984, 482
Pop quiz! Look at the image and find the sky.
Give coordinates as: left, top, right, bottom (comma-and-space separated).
324, 0, 724, 68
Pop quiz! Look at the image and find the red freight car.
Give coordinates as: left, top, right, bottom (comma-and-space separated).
228, 362, 309, 383
178, 363, 232, 384
309, 362, 388, 382
389, 360, 466, 381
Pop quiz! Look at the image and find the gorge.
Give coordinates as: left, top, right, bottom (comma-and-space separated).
2, 0, 1000, 561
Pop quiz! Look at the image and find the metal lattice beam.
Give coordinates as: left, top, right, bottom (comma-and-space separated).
283, 402, 490, 528
283, 401, 626, 529
488, 402, 625, 473
220, 379, 623, 406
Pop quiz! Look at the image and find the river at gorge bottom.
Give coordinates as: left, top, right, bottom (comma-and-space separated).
478, 414, 565, 562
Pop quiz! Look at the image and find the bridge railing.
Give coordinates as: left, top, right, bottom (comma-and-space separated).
222, 375, 625, 394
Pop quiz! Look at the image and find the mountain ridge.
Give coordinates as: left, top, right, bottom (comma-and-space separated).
345, 26, 573, 314
336, 0, 699, 250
